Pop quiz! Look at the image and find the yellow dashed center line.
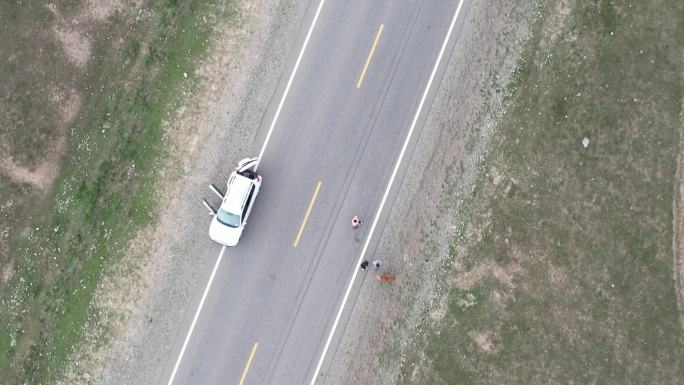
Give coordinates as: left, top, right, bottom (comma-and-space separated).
356, 24, 384, 88
238, 342, 258, 385
294, 181, 322, 248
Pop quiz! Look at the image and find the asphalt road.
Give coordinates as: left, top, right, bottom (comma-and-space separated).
162, 1, 468, 384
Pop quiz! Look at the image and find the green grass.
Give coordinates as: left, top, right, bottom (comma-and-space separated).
0, 1, 236, 383
403, 0, 684, 384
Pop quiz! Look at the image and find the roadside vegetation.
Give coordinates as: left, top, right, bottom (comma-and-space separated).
402, 0, 684, 383
0, 1, 233, 383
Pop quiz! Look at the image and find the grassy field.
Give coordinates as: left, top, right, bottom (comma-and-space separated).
402, 0, 684, 384
0, 1, 234, 383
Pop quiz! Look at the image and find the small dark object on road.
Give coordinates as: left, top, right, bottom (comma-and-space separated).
360, 261, 369, 270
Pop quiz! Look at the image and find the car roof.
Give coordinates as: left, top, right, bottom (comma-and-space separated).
222, 173, 253, 214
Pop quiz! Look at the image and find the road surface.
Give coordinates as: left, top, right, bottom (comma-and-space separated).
161, 0, 469, 384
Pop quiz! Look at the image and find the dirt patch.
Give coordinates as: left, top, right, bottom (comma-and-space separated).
454, 260, 521, 290
428, 296, 448, 322
468, 330, 496, 354
0, 85, 78, 191
54, 26, 92, 68
0, 258, 13, 284
539, 0, 574, 51
83, 0, 130, 22
49, 86, 82, 124
50, 0, 135, 68
0, 152, 63, 191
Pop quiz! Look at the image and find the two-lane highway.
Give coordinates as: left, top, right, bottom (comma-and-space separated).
161, 0, 468, 384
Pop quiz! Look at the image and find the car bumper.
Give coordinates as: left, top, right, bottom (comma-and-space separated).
209, 219, 241, 246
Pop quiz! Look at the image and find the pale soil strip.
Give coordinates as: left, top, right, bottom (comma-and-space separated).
307, 1, 466, 384
167, 0, 329, 383
674, 97, 684, 329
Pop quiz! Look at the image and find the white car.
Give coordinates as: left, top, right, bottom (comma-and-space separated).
203, 157, 262, 246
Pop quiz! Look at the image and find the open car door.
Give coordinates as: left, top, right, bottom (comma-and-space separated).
236, 157, 258, 172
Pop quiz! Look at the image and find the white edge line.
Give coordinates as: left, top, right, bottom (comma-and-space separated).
166, 0, 328, 383
166, 246, 226, 385
307, 1, 465, 384
255, 0, 328, 172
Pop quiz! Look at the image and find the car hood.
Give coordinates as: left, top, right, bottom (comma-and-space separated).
209, 217, 242, 246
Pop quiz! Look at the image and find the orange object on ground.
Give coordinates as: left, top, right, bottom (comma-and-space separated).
375, 274, 395, 282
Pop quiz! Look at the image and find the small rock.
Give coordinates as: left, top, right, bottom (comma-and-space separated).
183, 72, 188, 78
581, 137, 590, 148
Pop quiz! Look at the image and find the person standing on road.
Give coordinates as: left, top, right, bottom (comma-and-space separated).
352, 215, 362, 228
372, 260, 382, 269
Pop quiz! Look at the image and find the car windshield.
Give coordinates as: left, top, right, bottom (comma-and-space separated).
216, 208, 240, 228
